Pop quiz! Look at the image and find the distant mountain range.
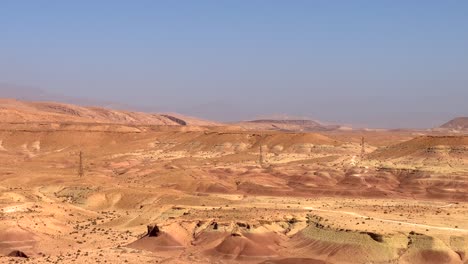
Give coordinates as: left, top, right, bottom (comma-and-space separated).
1, 83, 465, 131
233, 119, 348, 132
0, 98, 219, 126
0, 96, 348, 131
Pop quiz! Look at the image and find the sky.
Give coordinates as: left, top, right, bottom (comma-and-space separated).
1, 1, 467, 128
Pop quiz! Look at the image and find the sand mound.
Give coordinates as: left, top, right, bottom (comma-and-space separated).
209, 233, 278, 259
127, 233, 184, 251
127, 225, 184, 252
192, 230, 230, 250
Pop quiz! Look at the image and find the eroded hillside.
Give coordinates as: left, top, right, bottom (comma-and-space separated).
0, 123, 467, 263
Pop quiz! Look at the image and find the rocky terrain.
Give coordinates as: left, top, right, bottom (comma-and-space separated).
0, 99, 467, 263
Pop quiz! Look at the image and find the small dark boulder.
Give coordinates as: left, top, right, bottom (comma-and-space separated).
147, 225, 160, 237
7, 250, 29, 258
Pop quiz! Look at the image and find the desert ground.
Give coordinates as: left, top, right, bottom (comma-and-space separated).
0, 101, 467, 264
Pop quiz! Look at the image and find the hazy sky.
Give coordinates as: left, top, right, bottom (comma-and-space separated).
1, 1, 467, 128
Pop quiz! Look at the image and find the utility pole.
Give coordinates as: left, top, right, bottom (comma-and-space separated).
360, 137, 365, 160
259, 145, 264, 167
78, 151, 84, 177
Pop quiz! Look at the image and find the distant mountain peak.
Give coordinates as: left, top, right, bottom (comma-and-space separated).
439, 117, 468, 130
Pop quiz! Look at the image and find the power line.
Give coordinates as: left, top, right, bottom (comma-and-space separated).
78, 151, 84, 177
360, 137, 365, 160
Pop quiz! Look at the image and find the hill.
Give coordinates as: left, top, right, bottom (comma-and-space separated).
439, 117, 468, 130
234, 119, 343, 132
368, 135, 468, 159
0, 98, 219, 126
366, 135, 468, 173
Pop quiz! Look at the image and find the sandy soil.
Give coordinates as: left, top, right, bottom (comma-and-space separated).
0, 121, 467, 264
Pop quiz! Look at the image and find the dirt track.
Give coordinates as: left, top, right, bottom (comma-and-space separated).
0, 123, 467, 263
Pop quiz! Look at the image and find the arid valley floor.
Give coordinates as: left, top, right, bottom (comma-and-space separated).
0, 100, 467, 264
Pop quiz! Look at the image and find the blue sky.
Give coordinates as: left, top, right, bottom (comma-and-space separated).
1, 1, 467, 128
